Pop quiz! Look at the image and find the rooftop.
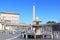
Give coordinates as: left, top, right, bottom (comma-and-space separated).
0, 12, 19, 15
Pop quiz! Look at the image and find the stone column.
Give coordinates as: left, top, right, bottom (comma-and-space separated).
2, 24, 5, 30
35, 35, 36, 39
43, 35, 44, 39
56, 34, 58, 38
51, 34, 53, 39
31, 25, 32, 31
26, 34, 28, 38
22, 34, 24, 38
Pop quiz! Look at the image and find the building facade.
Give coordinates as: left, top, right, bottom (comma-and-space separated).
0, 12, 30, 32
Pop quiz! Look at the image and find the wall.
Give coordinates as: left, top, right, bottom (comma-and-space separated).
0, 23, 2, 30
0, 13, 19, 22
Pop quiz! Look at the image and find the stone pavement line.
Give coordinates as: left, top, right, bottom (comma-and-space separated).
5, 35, 20, 40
